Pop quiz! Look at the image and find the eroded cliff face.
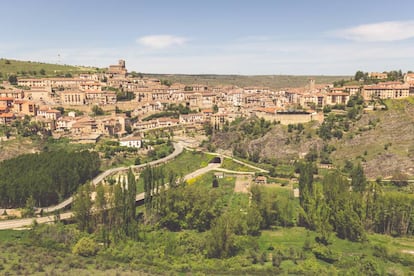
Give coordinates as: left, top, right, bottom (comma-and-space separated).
211, 100, 414, 179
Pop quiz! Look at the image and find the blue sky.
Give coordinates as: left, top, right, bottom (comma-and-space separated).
2, 0, 414, 75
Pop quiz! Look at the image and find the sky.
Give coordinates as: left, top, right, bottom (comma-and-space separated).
2, 0, 414, 75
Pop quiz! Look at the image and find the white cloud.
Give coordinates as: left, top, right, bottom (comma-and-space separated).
137, 35, 187, 49
334, 20, 414, 42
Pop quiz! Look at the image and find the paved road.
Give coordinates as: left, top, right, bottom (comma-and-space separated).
0, 144, 259, 230
184, 163, 221, 181
214, 168, 256, 175
40, 142, 183, 213
0, 212, 73, 230
200, 150, 268, 173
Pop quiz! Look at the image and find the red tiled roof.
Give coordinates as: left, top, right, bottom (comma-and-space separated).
0, 97, 14, 101
0, 113, 14, 118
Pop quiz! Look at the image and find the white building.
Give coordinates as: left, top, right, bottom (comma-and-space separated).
120, 136, 142, 148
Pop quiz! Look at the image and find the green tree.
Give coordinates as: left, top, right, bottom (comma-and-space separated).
8, 75, 17, 85
125, 168, 138, 239
246, 204, 262, 236
354, 70, 365, 81
21, 195, 36, 218
73, 184, 93, 232
351, 163, 366, 193
212, 176, 219, 188
92, 105, 104, 116
207, 211, 238, 258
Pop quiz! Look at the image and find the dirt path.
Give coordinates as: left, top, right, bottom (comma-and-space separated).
234, 175, 252, 193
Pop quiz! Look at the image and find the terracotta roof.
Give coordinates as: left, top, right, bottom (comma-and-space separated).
0, 113, 14, 118
0, 97, 14, 101
46, 109, 61, 113
255, 107, 278, 114
327, 92, 349, 96
120, 136, 142, 142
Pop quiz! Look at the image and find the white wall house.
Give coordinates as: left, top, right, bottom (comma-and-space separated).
120, 136, 142, 148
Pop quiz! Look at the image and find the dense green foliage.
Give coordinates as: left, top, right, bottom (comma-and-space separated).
297, 161, 414, 244
73, 169, 138, 244
0, 150, 100, 207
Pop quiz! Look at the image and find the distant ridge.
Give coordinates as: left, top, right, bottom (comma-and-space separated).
143, 73, 350, 89
0, 58, 349, 89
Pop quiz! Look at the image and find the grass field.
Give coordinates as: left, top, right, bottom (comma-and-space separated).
258, 227, 414, 274
221, 158, 258, 172
136, 149, 215, 192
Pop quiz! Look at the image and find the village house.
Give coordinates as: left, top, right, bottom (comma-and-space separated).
13, 100, 37, 116
226, 89, 243, 106
325, 92, 350, 106
37, 106, 61, 120
157, 117, 180, 128
56, 116, 77, 131
96, 115, 129, 136
0, 89, 24, 99
255, 176, 267, 184
25, 87, 53, 102
60, 90, 86, 105
33, 116, 56, 131
85, 91, 117, 105
210, 113, 227, 128
343, 85, 362, 96
133, 120, 158, 131
179, 113, 205, 124
0, 97, 14, 108
362, 83, 409, 100
119, 136, 142, 148
368, 72, 388, 80
18, 77, 81, 88
71, 117, 98, 135
200, 92, 217, 108
0, 113, 14, 124
185, 92, 202, 108
79, 73, 101, 81
80, 81, 102, 92
0, 105, 9, 116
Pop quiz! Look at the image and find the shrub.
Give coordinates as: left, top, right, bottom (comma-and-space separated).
312, 245, 339, 264
72, 237, 98, 257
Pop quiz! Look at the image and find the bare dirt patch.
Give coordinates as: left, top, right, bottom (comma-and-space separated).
234, 175, 252, 193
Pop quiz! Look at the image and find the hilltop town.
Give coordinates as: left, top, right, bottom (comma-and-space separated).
1, 60, 414, 275
1, 59, 413, 146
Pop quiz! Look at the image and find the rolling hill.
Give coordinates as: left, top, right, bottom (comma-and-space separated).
0, 58, 102, 79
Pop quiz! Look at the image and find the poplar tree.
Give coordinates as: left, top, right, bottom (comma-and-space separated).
73, 184, 93, 233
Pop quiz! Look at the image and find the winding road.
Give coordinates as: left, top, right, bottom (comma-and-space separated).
0, 142, 260, 230
40, 142, 183, 213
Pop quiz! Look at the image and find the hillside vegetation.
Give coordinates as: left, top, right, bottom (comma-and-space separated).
210, 97, 414, 179
0, 58, 102, 79
331, 98, 414, 178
